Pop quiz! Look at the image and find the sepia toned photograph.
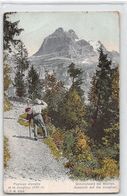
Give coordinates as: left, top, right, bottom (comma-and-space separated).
3, 12, 119, 193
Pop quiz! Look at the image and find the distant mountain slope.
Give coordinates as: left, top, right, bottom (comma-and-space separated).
28, 28, 119, 100
34, 28, 95, 58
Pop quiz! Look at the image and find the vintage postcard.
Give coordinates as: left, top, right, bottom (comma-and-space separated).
3, 12, 119, 193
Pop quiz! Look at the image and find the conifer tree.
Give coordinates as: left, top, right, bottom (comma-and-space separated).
14, 41, 29, 72
43, 71, 66, 126
68, 63, 82, 85
3, 12, 23, 51
14, 42, 29, 97
44, 72, 65, 111
89, 46, 114, 141
3, 55, 11, 92
14, 70, 26, 97
68, 63, 84, 98
27, 65, 41, 100
59, 88, 86, 129
3, 12, 23, 94
111, 66, 119, 117
56, 63, 86, 129
102, 66, 119, 160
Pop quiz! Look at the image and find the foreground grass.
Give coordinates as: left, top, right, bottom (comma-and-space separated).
4, 97, 12, 112
44, 137, 62, 160
4, 137, 10, 168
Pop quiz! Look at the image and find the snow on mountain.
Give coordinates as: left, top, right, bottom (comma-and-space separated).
88, 40, 108, 54
89, 40, 119, 66
89, 40, 102, 52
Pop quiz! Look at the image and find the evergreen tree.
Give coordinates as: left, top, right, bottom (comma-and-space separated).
111, 66, 119, 122
58, 88, 86, 130
88, 46, 114, 141
4, 63, 11, 92
68, 63, 82, 85
3, 55, 11, 92
14, 70, 26, 97
3, 12, 23, 51
68, 63, 84, 98
3, 12, 23, 94
44, 72, 65, 111
14, 42, 29, 97
102, 67, 119, 160
14, 41, 29, 72
28, 65, 41, 100
43, 71, 66, 126
102, 123, 119, 160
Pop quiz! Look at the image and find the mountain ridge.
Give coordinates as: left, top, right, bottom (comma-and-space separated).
29, 27, 119, 100
33, 27, 96, 58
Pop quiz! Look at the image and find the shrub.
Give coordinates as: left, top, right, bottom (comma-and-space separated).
71, 163, 95, 180
58, 89, 86, 129
72, 164, 86, 179
75, 129, 89, 153
64, 161, 75, 170
63, 127, 99, 180
4, 97, 12, 112
101, 158, 119, 178
73, 128, 94, 159
94, 158, 119, 179
95, 145, 119, 161
4, 137, 10, 168
44, 137, 61, 159
102, 123, 119, 160
63, 130, 75, 157
52, 128, 64, 150
46, 123, 57, 136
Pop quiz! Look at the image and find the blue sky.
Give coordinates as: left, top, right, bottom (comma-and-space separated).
10, 12, 119, 56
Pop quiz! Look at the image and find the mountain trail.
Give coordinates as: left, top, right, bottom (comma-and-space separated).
4, 101, 69, 181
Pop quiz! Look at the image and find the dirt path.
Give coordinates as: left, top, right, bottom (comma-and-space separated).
4, 101, 69, 181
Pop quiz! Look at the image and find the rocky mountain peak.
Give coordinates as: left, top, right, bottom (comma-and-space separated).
29, 28, 119, 101
68, 29, 78, 40
53, 27, 64, 35
89, 40, 107, 53
34, 27, 94, 57
53, 28, 78, 40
